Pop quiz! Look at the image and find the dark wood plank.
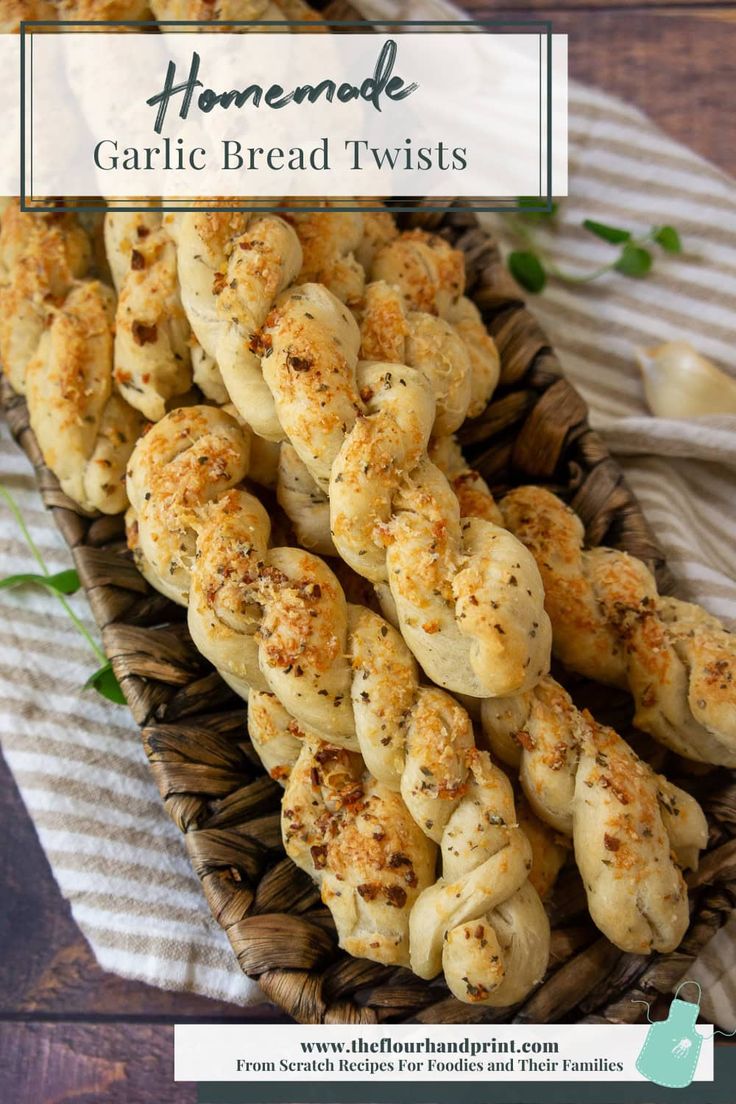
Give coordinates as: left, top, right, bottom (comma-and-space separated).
0, 1023, 195, 1104
464, 0, 736, 12
469, 6, 736, 175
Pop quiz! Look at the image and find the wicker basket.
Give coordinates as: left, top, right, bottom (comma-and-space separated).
3, 203, 735, 1025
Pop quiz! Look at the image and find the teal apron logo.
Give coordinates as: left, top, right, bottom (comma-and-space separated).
635, 981, 705, 1088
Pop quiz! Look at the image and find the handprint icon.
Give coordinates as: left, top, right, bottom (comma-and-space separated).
635, 981, 704, 1088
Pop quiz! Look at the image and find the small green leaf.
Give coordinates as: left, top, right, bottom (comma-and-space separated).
0, 568, 81, 595
653, 225, 682, 253
84, 663, 126, 705
615, 243, 653, 278
583, 219, 631, 245
508, 251, 547, 293
517, 196, 558, 218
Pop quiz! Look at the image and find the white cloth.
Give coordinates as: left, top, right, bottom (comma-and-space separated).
1, 1, 735, 1014
0, 418, 259, 1006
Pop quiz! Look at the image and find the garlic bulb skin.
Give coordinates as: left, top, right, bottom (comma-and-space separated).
636, 341, 736, 418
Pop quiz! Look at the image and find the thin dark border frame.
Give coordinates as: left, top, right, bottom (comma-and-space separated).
19, 19, 556, 215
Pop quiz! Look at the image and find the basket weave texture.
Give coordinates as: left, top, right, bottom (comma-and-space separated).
3, 207, 735, 1025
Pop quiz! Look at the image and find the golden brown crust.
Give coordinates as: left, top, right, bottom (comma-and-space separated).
503, 485, 736, 766
481, 677, 708, 954
176, 211, 301, 439
370, 229, 465, 317
357, 281, 474, 437
126, 405, 251, 603
111, 222, 192, 420
0, 203, 91, 394
501, 486, 628, 687
282, 202, 366, 307
261, 287, 551, 699
25, 280, 144, 514
283, 737, 436, 967
410, 749, 550, 1006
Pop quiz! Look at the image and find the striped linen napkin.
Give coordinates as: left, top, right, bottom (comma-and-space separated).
1, 4, 735, 1017
0, 420, 260, 1006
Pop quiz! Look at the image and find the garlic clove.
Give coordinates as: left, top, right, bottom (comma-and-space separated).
636, 340, 736, 419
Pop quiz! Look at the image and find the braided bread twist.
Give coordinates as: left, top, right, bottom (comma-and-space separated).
501, 485, 736, 766
358, 280, 474, 437
25, 279, 145, 514
371, 228, 465, 316
259, 284, 551, 698
104, 208, 161, 294
427, 446, 709, 951
106, 213, 192, 420
282, 736, 437, 967
0, 202, 91, 393
126, 406, 551, 999
252, 691, 552, 993
410, 748, 550, 1005
247, 687, 567, 903
481, 677, 708, 953
369, 228, 500, 416
282, 201, 366, 306
126, 405, 250, 606
174, 210, 302, 439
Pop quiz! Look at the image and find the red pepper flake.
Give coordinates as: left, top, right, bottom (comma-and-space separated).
385, 885, 407, 908
130, 249, 145, 271
604, 833, 621, 852
388, 852, 411, 868
310, 844, 328, 870
132, 321, 158, 346
287, 353, 313, 372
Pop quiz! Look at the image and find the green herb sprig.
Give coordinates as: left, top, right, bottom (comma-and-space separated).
0, 483, 125, 705
506, 200, 682, 294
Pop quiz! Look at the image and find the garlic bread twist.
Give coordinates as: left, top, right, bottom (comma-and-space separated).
127, 407, 550, 998
410, 749, 550, 1006
126, 405, 251, 606
174, 210, 302, 439
481, 678, 707, 954
501, 485, 736, 766
253, 691, 551, 996
260, 284, 550, 698
282, 737, 436, 968
248, 688, 566, 902
106, 211, 192, 420
0, 202, 91, 394
428, 444, 709, 952
26, 280, 145, 514
282, 201, 366, 307
358, 280, 476, 437
369, 227, 500, 417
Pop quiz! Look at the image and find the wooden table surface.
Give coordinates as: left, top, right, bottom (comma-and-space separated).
1, 4, 735, 1102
